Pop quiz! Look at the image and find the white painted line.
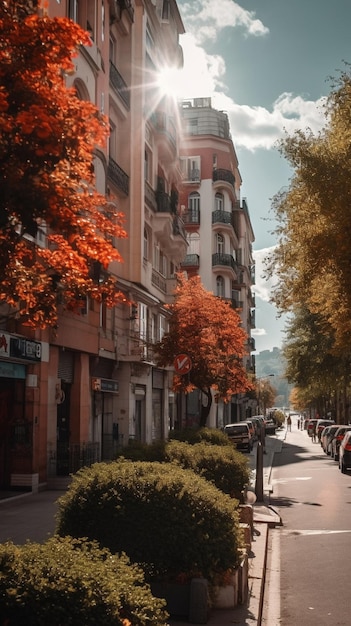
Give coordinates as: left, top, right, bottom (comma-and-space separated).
282, 529, 351, 536
262, 529, 281, 625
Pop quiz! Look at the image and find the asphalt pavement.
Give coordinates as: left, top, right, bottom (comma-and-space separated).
0, 431, 285, 625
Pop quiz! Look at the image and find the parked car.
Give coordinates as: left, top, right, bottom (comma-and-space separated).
321, 424, 339, 455
264, 418, 277, 435
248, 417, 261, 439
244, 419, 256, 442
331, 426, 351, 461
223, 422, 253, 452
339, 431, 351, 473
316, 419, 335, 441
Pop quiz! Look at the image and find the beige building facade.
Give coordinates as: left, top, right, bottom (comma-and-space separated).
179, 98, 256, 426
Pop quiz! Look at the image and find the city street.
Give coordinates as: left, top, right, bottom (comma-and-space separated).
263, 419, 351, 625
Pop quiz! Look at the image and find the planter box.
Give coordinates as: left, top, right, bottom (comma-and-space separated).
151, 578, 209, 623
151, 581, 191, 618
213, 570, 239, 609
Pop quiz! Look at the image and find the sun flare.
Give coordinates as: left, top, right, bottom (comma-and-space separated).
157, 65, 185, 101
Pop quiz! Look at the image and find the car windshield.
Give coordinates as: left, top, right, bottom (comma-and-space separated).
225, 425, 247, 435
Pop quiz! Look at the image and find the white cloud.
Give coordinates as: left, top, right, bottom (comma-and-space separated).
252, 247, 276, 302
178, 15, 327, 152
179, 0, 269, 43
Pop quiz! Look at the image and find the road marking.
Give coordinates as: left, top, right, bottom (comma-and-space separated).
262, 529, 281, 625
273, 476, 312, 484
282, 529, 351, 536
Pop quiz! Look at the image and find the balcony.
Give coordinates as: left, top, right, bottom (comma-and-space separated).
183, 208, 200, 225
212, 253, 238, 273
181, 254, 200, 268
145, 181, 157, 211
230, 298, 243, 309
212, 209, 235, 226
248, 337, 256, 352
150, 111, 177, 162
107, 157, 129, 196
156, 190, 172, 213
151, 268, 167, 293
109, 61, 130, 109
213, 168, 235, 188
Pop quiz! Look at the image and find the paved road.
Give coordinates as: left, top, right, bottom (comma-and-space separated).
0, 490, 59, 544
263, 421, 351, 626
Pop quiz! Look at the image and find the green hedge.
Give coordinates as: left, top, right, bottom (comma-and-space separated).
56, 460, 243, 585
169, 427, 231, 446
116, 438, 250, 500
164, 440, 250, 500
0, 536, 168, 626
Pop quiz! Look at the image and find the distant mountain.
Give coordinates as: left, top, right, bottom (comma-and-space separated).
255, 347, 292, 409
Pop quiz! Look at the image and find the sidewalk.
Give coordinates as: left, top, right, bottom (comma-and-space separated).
0, 432, 284, 625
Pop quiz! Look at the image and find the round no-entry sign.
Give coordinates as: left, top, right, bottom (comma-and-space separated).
174, 354, 192, 375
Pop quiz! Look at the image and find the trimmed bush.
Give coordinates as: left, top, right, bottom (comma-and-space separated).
169, 427, 230, 446
56, 460, 244, 585
116, 439, 166, 462
0, 536, 168, 626
164, 440, 251, 500
117, 437, 251, 500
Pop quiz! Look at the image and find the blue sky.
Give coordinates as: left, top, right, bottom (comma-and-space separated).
172, 0, 351, 352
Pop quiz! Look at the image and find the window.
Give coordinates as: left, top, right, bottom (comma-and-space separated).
139, 303, 148, 342
151, 313, 158, 343
180, 156, 200, 181
69, 0, 78, 21
153, 244, 167, 276
215, 192, 224, 211
144, 146, 152, 183
101, 1, 105, 42
109, 35, 116, 64
216, 276, 225, 297
159, 315, 167, 341
109, 120, 117, 160
143, 228, 149, 260
188, 192, 200, 222
162, 0, 170, 20
187, 232, 200, 255
213, 153, 217, 169
216, 233, 224, 254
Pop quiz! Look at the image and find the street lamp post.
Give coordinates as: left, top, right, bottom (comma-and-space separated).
255, 374, 274, 502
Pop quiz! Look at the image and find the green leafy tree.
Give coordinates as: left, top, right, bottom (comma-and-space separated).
0, 0, 127, 328
155, 274, 252, 427
267, 66, 351, 355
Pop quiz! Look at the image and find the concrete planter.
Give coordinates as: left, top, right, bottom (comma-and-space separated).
151, 578, 209, 623
213, 556, 249, 609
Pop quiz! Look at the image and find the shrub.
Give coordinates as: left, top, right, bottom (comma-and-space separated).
116, 439, 166, 462
164, 440, 251, 500
0, 536, 168, 626
169, 427, 230, 446
56, 460, 243, 585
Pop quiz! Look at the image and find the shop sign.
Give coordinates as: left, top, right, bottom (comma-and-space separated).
0, 333, 10, 358
91, 377, 119, 393
10, 337, 42, 361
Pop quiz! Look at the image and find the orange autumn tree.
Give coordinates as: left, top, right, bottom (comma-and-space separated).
155, 274, 253, 427
0, 0, 127, 328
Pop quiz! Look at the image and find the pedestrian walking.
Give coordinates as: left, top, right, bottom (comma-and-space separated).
312, 423, 317, 443
287, 415, 292, 431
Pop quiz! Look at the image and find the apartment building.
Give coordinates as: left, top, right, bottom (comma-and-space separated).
0, 0, 187, 492
179, 98, 256, 426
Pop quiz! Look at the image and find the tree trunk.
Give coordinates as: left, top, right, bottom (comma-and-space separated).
199, 388, 212, 428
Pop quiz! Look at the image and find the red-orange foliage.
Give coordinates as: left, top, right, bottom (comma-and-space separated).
0, 0, 127, 328
155, 274, 253, 426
